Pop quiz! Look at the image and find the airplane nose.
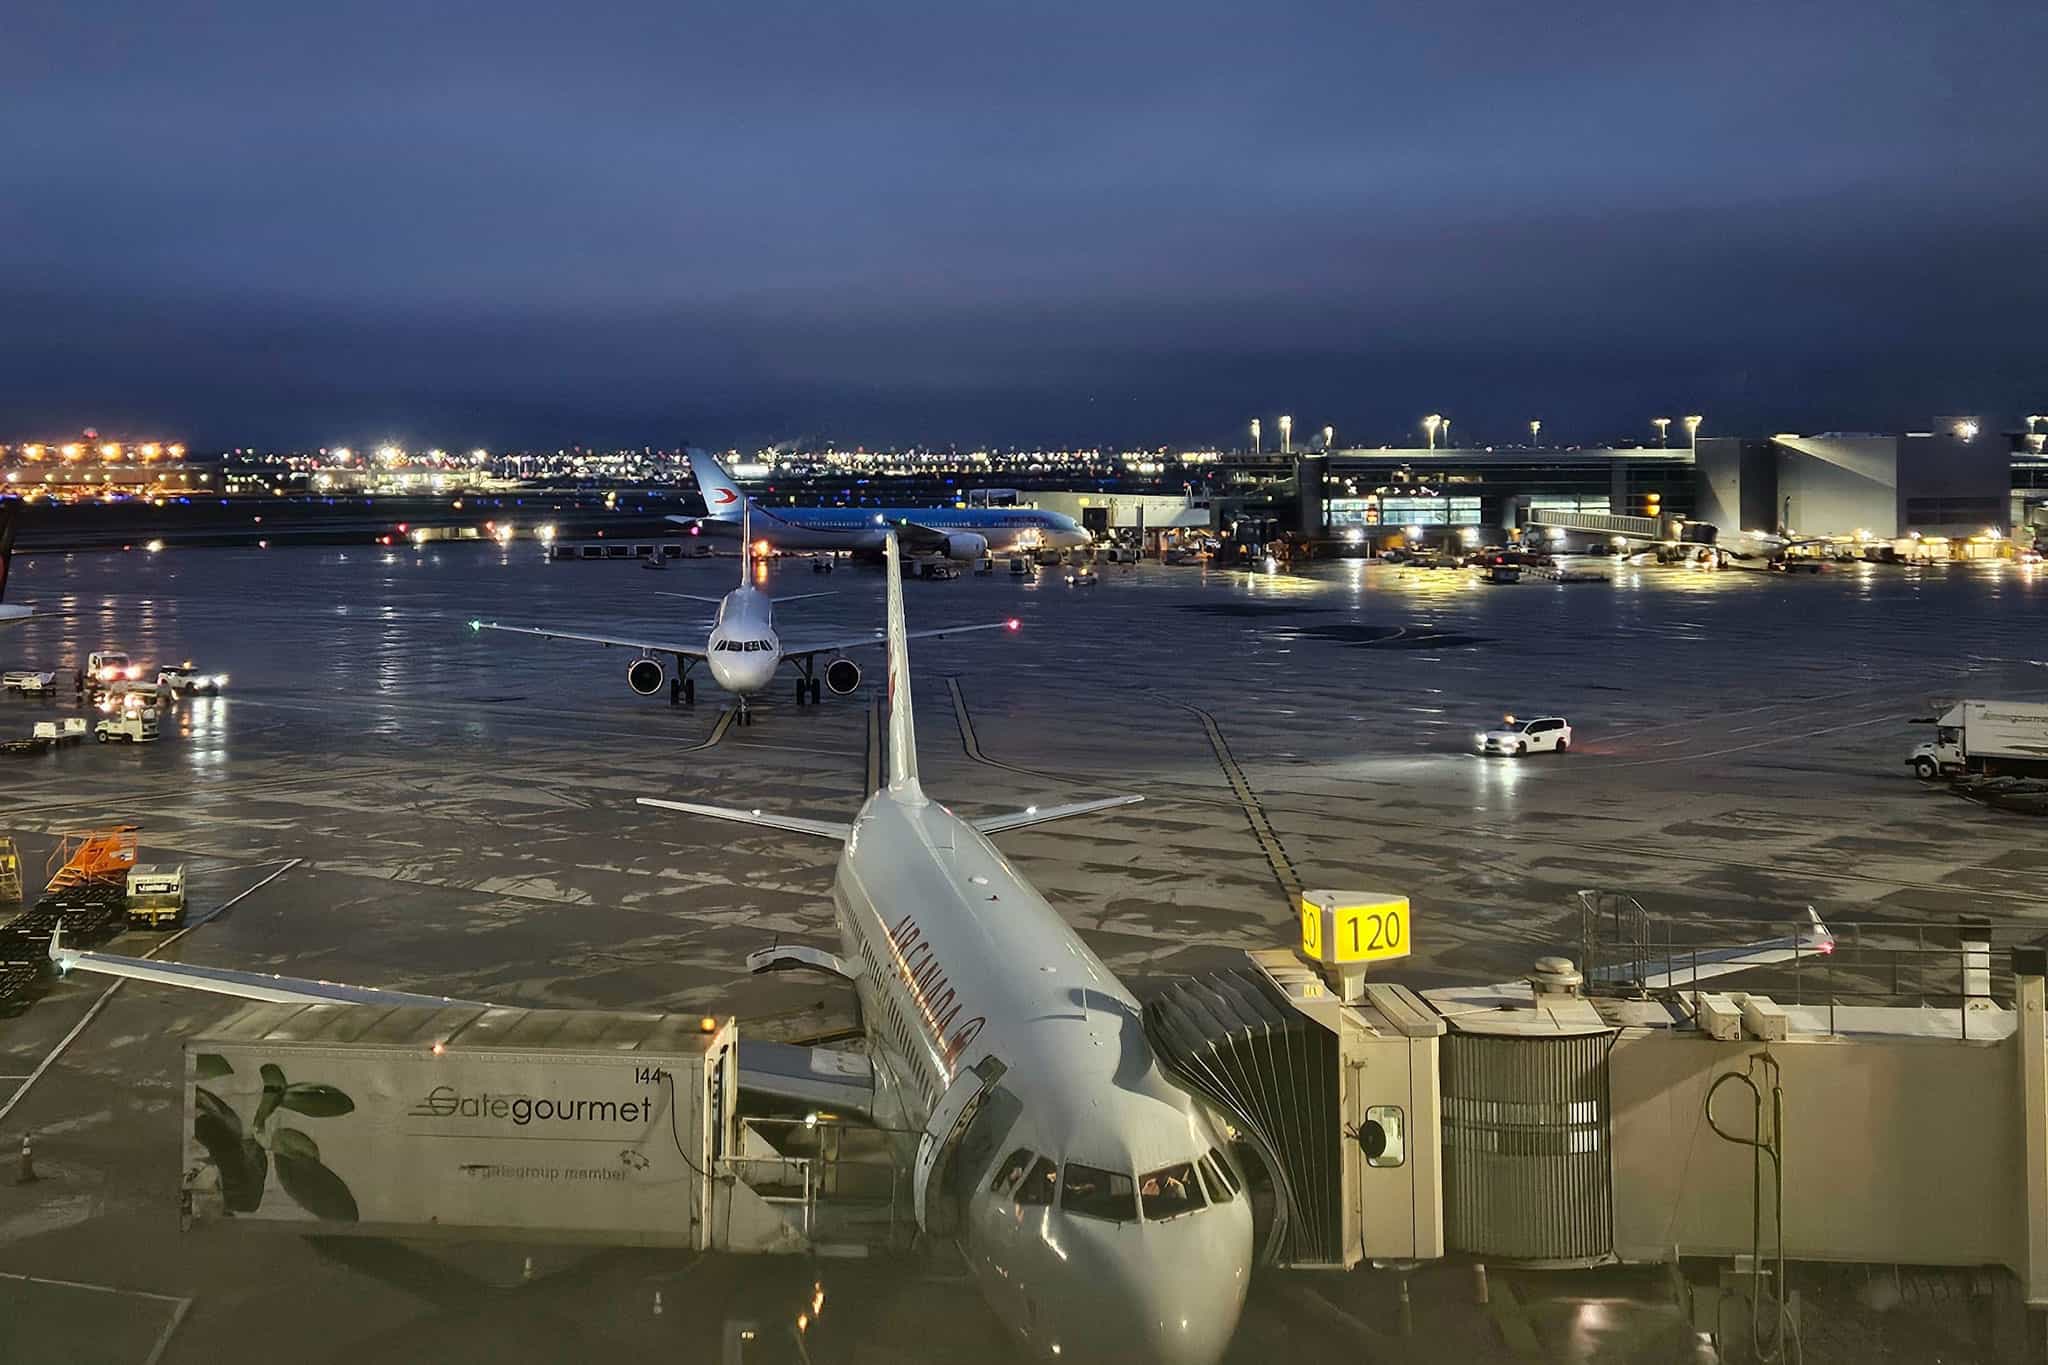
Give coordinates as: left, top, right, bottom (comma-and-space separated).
1038, 1213, 1249, 1365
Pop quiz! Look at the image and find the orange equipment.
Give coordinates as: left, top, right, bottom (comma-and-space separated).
45, 825, 140, 893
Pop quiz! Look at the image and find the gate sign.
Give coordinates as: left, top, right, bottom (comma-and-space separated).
1300, 890, 1411, 966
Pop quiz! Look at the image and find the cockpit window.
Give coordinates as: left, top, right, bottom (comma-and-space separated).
1060, 1162, 1137, 1222
1138, 1163, 1205, 1220
991, 1148, 1034, 1195
1016, 1157, 1058, 1207
1202, 1148, 1241, 1201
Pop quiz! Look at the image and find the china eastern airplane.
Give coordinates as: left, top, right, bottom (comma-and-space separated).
467, 502, 1019, 724
0, 505, 33, 630
51, 530, 1245, 1363
682, 450, 1092, 559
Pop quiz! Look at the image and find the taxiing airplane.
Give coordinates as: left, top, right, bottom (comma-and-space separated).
468, 502, 1019, 724
0, 505, 32, 630
682, 450, 1092, 560
52, 531, 1240, 1363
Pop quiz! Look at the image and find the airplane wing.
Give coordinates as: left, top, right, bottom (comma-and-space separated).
52, 930, 872, 1116
637, 795, 851, 842
770, 592, 836, 606
469, 620, 709, 661
971, 794, 1145, 834
778, 618, 1018, 663
653, 591, 727, 606
891, 520, 951, 552
51, 928, 488, 1008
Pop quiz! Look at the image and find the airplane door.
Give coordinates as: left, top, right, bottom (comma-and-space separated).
912, 1055, 1008, 1236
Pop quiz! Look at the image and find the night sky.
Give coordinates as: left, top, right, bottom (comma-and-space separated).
6, 1, 2045, 450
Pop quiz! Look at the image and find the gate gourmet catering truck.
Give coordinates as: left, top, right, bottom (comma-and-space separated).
183, 1004, 751, 1248
1908, 700, 2048, 779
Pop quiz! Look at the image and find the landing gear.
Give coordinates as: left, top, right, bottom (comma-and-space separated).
670, 656, 698, 707
736, 698, 753, 727
787, 658, 825, 707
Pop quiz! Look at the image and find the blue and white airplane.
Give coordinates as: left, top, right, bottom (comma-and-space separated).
682, 451, 1091, 561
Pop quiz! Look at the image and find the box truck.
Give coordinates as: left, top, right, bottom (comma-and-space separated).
1908, 700, 2048, 780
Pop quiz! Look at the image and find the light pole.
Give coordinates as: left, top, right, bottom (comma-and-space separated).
1422, 414, 1441, 450
1322, 425, 1335, 451
1279, 415, 1293, 455
1683, 414, 1703, 449
1250, 419, 1261, 455
1441, 418, 1452, 448
2028, 415, 2045, 435
1653, 417, 1671, 447
1529, 419, 1541, 447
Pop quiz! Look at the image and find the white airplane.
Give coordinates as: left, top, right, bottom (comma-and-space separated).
51, 531, 1248, 1363
468, 502, 1019, 725
679, 450, 1093, 559
0, 505, 32, 630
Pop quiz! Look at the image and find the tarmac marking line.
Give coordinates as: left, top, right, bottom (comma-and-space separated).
1166, 697, 1303, 910
0, 1270, 194, 1365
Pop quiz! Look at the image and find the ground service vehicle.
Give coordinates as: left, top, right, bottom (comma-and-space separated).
95, 699, 159, 744
127, 864, 187, 926
1909, 701, 2048, 780
158, 663, 228, 695
88, 650, 142, 685
1475, 715, 1573, 756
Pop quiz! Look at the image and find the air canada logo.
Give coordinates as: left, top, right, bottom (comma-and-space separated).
713, 489, 739, 505
887, 913, 987, 1066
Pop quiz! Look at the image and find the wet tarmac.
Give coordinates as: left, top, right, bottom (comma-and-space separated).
1, 544, 2044, 1363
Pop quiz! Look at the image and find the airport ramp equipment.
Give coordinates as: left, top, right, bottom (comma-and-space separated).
45, 825, 139, 893
1142, 951, 1443, 1270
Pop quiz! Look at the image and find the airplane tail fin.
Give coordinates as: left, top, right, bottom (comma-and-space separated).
740, 497, 752, 584
0, 502, 15, 603
882, 531, 923, 800
688, 450, 746, 522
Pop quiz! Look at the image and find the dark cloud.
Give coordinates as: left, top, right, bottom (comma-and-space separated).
4, 0, 2044, 447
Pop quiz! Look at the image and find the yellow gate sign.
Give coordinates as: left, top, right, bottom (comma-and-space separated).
1299, 891, 1411, 966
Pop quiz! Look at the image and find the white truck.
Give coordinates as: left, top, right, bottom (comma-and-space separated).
95, 694, 160, 744
1908, 700, 2048, 780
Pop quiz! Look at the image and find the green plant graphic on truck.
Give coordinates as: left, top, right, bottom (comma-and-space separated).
192, 1053, 360, 1221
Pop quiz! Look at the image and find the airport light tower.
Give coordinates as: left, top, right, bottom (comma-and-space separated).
1423, 414, 1441, 450
1653, 417, 1671, 447
1529, 419, 1541, 446
1322, 424, 1335, 451
1278, 415, 1293, 454
1250, 418, 1261, 455
1684, 414, 1703, 449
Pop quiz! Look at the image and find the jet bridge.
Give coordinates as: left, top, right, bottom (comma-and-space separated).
1143, 890, 1445, 1271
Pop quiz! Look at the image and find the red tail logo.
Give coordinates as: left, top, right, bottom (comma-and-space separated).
713, 489, 738, 506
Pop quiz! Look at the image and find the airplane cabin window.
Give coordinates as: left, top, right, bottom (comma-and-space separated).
1205, 1148, 1241, 1197
1138, 1162, 1205, 1220
1016, 1157, 1059, 1207
991, 1148, 1035, 1195
1060, 1162, 1137, 1222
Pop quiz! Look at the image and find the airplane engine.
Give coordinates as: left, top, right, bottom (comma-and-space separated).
943, 532, 989, 561
626, 657, 665, 695
824, 658, 862, 695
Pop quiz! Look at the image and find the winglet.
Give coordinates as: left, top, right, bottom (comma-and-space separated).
882, 531, 923, 801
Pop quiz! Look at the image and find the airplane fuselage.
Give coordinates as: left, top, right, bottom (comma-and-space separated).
716, 504, 1091, 553
832, 791, 1252, 1365
704, 585, 782, 697
0, 605, 31, 630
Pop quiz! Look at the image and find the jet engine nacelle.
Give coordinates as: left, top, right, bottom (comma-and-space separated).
943, 532, 989, 561
626, 657, 665, 695
824, 658, 862, 695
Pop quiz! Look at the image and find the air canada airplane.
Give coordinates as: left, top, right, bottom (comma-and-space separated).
681, 450, 1092, 560
468, 502, 1019, 724
53, 533, 1248, 1363
0, 506, 33, 630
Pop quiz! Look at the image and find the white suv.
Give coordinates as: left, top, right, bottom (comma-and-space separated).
1475, 715, 1572, 756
